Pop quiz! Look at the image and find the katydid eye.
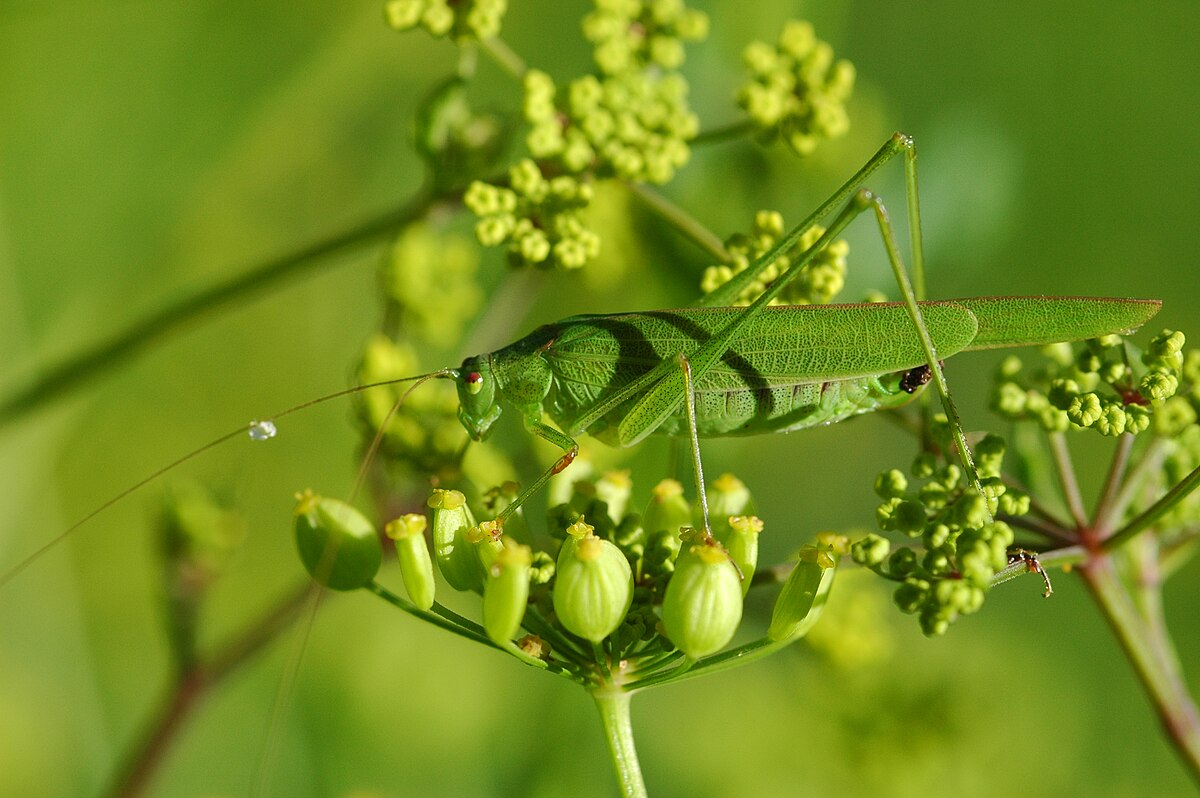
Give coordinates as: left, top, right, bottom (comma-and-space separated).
465, 371, 484, 395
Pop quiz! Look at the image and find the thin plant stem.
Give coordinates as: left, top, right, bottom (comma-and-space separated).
623, 182, 731, 264
692, 119, 757, 146
1047, 432, 1088, 530
480, 36, 527, 79
999, 513, 1072, 545
592, 689, 647, 798
1091, 432, 1136, 535
1, 188, 440, 427
1105, 461, 1200, 552
104, 583, 312, 798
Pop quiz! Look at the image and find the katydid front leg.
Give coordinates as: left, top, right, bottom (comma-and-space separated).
495, 419, 579, 526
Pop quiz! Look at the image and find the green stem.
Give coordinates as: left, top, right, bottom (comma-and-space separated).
623, 182, 731, 264
592, 689, 647, 798
480, 36, 527, 79
366, 582, 493, 644
104, 583, 312, 798
1104, 461, 1200, 552
628, 637, 784, 690
692, 119, 757, 146
1047, 432, 1088, 529
1106, 437, 1169, 530
1090, 432, 1135, 534
1080, 555, 1200, 785
1, 188, 439, 427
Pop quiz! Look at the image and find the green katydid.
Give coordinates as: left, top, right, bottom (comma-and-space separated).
0, 133, 1161, 588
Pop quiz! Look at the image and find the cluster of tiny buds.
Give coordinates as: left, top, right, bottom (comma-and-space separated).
852, 430, 1028, 636
701, 210, 848, 306
464, 160, 601, 270
384, 0, 506, 40
992, 330, 1188, 437
738, 20, 855, 156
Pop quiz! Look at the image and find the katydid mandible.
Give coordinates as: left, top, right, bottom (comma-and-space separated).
0, 133, 1162, 587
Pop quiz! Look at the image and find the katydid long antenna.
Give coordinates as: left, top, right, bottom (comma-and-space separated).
0, 369, 453, 590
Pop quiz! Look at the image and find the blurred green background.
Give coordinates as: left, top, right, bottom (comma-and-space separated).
2, 1, 1199, 796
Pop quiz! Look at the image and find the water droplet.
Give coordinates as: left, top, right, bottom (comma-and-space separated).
248, 420, 277, 441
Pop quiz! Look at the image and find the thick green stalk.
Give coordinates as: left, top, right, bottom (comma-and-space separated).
592, 689, 647, 798
1080, 554, 1200, 785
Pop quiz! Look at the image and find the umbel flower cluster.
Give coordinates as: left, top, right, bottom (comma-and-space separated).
291, 469, 837, 683
851, 326, 1200, 635
442, 0, 854, 270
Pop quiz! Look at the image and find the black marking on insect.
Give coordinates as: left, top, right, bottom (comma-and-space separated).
899, 363, 935, 394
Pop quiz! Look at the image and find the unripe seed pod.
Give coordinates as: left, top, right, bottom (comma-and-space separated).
428, 489, 485, 592
768, 545, 837, 642
643, 479, 692, 540
661, 542, 743, 658
483, 539, 533, 645
553, 521, 633, 642
293, 490, 381, 591
718, 515, 762, 596
703, 473, 754, 537
595, 470, 633, 522
384, 513, 435, 610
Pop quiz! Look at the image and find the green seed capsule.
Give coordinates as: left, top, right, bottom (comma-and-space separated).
594, 469, 633, 522
292, 490, 382, 591
483, 539, 533, 645
767, 546, 837, 642
703, 473, 754, 536
717, 515, 761, 596
643, 479, 692, 541
384, 513, 435, 610
553, 521, 633, 642
428, 489, 485, 593
661, 541, 743, 658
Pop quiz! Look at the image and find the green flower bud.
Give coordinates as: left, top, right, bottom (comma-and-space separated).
484, 539, 532, 645
421, 2, 454, 36
873, 468, 908, 499
850, 533, 890, 567
887, 547, 918, 577
662, 541, 743, 658
292, 490, 382, 591
894, 578, 929, 614
1141, 369, 1180, 402
767, 545, 837, 642
428, 489, 486, 592
879, 498, 927, 536
553, 521, 633, 642
1095, 403, 1127, 436
991, 381, 1027, 418
643, 479, 692, 539
706, 473, 754, 526
1149, 329, 1186, 358
1067, 392, 1102, 427
385, 513, 436, 610
718, 515, 761, 595
384, 0, 423, 29
595, 469, 633, 522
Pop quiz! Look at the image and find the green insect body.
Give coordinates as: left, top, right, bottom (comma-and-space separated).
0, 134, 1165, 589
456, 296, 1161, 447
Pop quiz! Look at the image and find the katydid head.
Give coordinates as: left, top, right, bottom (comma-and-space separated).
454, 355, 503, 440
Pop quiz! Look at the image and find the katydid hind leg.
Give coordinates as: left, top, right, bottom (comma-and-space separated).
675, 352, 713, 537
694, 132, 915, 309
864, 184, 988, 509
